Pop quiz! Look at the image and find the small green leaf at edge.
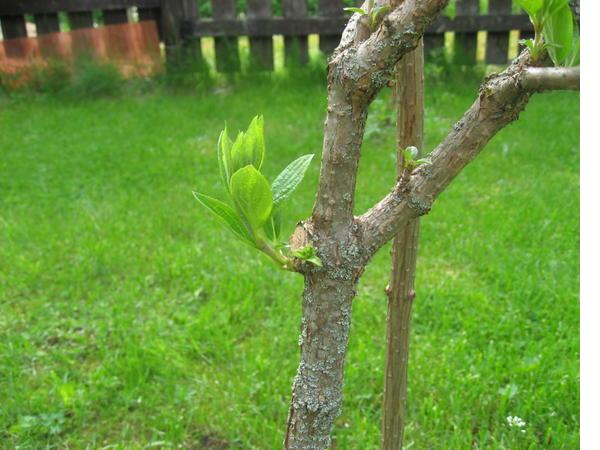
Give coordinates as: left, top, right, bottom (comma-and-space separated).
543, 3, 574, 66
218, 125, 233, 190
371, 5, 390, 25
263, 209, 282, 242
245, 115, 265, 171
230, 165, 273, 232
193, 192, 255, 245
515, 0, 544, 17
403, 146, 418, 163
292, 245, 322, 267
344, 7, 367, 15
307, 256, 323, 267
272, 154, 314, 207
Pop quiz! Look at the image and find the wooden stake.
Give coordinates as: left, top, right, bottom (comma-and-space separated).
382, 38, 424, 450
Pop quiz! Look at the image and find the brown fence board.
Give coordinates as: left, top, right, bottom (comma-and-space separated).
1, 21, 161, 85
34, 13, 61, 56
318, 0, 343, 56
103, 8, 129, 25
1, 0, 539, 74
138, 6, 160, 38
180, 0, 200, 60
0, 0, 159, 16
68, 11, 94, 56
248, 0, 273, 70
0, 15, 28, 57
211, 0, 239, 72
69, 11, 94, 29
455, 0, 479, 63
424, 34, 445, 58
283, 0, 308, 66
486, 0, 511, 64
34, 13, 61, 34
188, 15, 532, 37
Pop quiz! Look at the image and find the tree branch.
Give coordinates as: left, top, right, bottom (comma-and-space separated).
310, 0, 448, 232
521, 66, 580, 91
358, 56, 580, 254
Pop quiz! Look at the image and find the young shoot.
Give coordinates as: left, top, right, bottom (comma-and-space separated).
402, 146, 431, 172
194, 116, 317, 271
344, 0, 391, 31
517, 0, 579, 66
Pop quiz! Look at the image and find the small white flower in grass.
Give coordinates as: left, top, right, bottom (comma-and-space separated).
506, 415, 527, 431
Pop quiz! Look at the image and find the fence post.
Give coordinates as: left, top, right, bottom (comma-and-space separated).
138, 6, 161, 29
283, 0, 309, 67
180, 0, 200, 61
68, 11, 94, 29
103, 9, 129, 26
68, 11, 95, 56
486, 0, 511, 64
247, 0, 273, 70
318, 0, 343, 56
160, 0, 181, 65
424, 31, 444, 61
455, 0, 479, 64
34, 13, 61, 57
34, 13, 60, 34
211, 0, 240, 72
0, 14, 27, 58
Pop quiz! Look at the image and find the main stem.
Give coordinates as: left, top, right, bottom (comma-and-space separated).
382, 38, 424, 449
284, 62, 370, 449
284, 271, 358, 449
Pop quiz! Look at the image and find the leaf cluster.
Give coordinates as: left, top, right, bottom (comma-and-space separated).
517, 0, 579, 66
194, 116, 315, 270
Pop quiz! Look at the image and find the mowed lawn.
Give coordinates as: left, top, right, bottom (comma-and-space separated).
0, 74, 579, 448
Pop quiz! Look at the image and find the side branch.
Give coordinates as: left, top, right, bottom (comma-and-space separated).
358, 56, 580, 254
521, 67, 580, 92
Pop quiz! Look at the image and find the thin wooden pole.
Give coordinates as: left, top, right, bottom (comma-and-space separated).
382, 38, 424, 450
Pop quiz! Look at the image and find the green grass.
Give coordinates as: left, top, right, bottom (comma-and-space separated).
0, 71, 579, 448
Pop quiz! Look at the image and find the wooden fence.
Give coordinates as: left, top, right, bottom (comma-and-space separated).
0, 0, 534, 73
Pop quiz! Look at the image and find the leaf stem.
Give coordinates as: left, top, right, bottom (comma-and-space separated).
258, 239, 295, 271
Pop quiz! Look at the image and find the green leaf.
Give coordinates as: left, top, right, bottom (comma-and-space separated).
543, 0, 569, 17
217, 125, 233, 189
272, 154, 314, 206
370, 5, 391, 26
292, 245, 322, 267
518, 38, 535, 52
193, 192, 255, 244
263, 209, 282, 242
543, 3, 574, 65
230, 165, 273, 231
307, 256, 323, 267
230, 131, 248, 173
244, 115, 265, 170
229, 116, 266, 173
516, 0, 544, 17
403, 146, 418, 163
564, 32, 580, 67
344, 7, 367, 15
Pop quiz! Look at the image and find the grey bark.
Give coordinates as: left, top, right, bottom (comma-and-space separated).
283, 0, 579, 447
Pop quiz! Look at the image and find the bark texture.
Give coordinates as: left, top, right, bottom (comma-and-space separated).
382, 38, 424, 450
284, 272, 357, 449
